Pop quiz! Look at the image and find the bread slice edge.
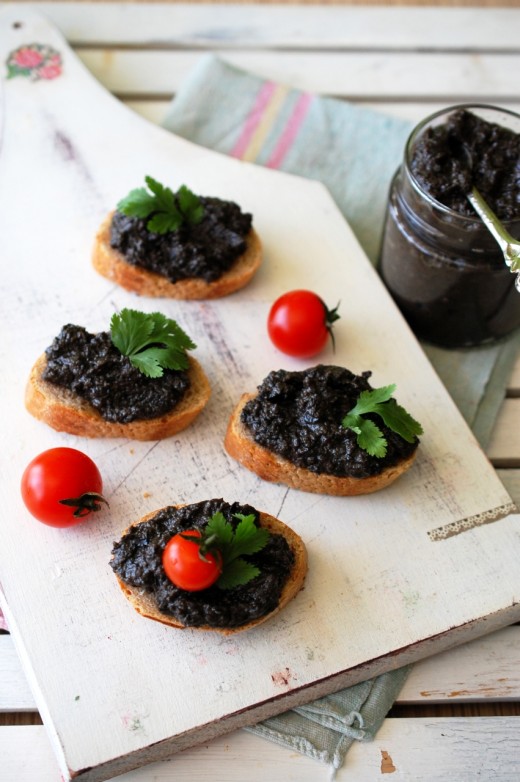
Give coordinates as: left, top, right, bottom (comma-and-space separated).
25, 353, 211, 440
113, 505, 308, 635
224, 393, 417, 496
92, 212, 262, 299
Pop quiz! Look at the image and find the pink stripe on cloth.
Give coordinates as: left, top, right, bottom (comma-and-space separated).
0, 607, 8, 631
231, 81, 278, 159
266, 92, 314, 169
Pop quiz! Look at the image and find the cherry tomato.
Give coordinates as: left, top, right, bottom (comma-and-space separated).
162, 530, 222, 591
267, 289, 340, 358
20, 447, 108, 528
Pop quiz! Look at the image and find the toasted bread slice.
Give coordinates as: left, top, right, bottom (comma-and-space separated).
113, 505, 308, 635
92, 212, 262, 299
225, 393, 417, 496
25, 353, 211, 441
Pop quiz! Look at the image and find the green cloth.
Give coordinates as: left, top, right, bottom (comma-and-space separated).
162, 54, 519, 771
245, 667, 411, 773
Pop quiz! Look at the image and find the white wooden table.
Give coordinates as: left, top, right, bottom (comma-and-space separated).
1, 4, 519, 780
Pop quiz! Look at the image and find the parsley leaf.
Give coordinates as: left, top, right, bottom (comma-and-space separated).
376, 398, 424, 443
110, 308, 196, 378
203, 511, 270, 590
116, 176, 204, 235
177, 184, 205, 225
116, 186, 158, 220
217, 559, 261, 590
204, 511, 234, 549
342, 414, 388, 458
342, 384, 423, 458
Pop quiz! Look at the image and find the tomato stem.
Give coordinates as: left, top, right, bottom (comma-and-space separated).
59, 492, 109, 518
324, 300, 341, 352
180, 530, 220, 562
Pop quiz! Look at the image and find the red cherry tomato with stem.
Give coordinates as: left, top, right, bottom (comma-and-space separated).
162, 529, 222, 591
20, 447, 108, 528
267, 289, 340, 358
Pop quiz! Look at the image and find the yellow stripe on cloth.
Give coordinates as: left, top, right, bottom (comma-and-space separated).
241, 83, 289, 162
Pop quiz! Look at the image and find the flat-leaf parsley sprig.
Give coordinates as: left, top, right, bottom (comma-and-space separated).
117, 176, 204, 235
110, 308, 196, 378
183, 511, 270, 590
342, 384, 423, 458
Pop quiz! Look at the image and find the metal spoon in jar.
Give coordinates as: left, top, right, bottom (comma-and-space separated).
467, 186, 520, 293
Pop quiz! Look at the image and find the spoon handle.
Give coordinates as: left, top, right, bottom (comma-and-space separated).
467, 188, 520, 292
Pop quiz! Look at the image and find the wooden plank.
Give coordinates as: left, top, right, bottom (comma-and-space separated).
488, 400, 520, 466
4, 627, 520, 713
19, 4, 520, 50
357, 717, 520, 780
508, 355, 520, 394
76, 49, 520, 99
0, 636, 35, 712
0, 725, 332, 782
2, 718, 520, 781
400, 627, 520, 704
497, 470, 520, 505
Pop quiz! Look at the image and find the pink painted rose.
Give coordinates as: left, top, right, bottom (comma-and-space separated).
14, 47, 44, 68
37, 63, 62, 80
7, 43, 63, 81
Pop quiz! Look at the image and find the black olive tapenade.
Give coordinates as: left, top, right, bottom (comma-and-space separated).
409, 109, 520, 220
110, 196, 253, 284
241, 365, 419, 479
42, 324, 190, 424
378, 106, 520, 348
110, 499, 295, 629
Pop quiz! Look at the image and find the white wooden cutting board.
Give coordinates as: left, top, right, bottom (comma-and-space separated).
0, 7, 519, 782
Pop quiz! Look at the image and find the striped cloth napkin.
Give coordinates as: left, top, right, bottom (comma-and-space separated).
161, 54, 520, 773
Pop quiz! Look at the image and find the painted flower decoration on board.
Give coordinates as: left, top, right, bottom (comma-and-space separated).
6, 43, 62, 81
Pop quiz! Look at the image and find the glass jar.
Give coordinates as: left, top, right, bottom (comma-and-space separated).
378, 104, 520, 348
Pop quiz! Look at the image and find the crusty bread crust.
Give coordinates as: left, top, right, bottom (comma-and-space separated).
92, 212, 262, 299
113, 505, 308, 635
225, 393, 417, 496
25, 353, 211, 441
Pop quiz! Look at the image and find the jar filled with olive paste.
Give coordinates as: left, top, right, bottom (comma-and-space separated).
378, 105, 520, 348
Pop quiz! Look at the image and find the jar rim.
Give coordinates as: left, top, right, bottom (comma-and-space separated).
404, 103, 520, 226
